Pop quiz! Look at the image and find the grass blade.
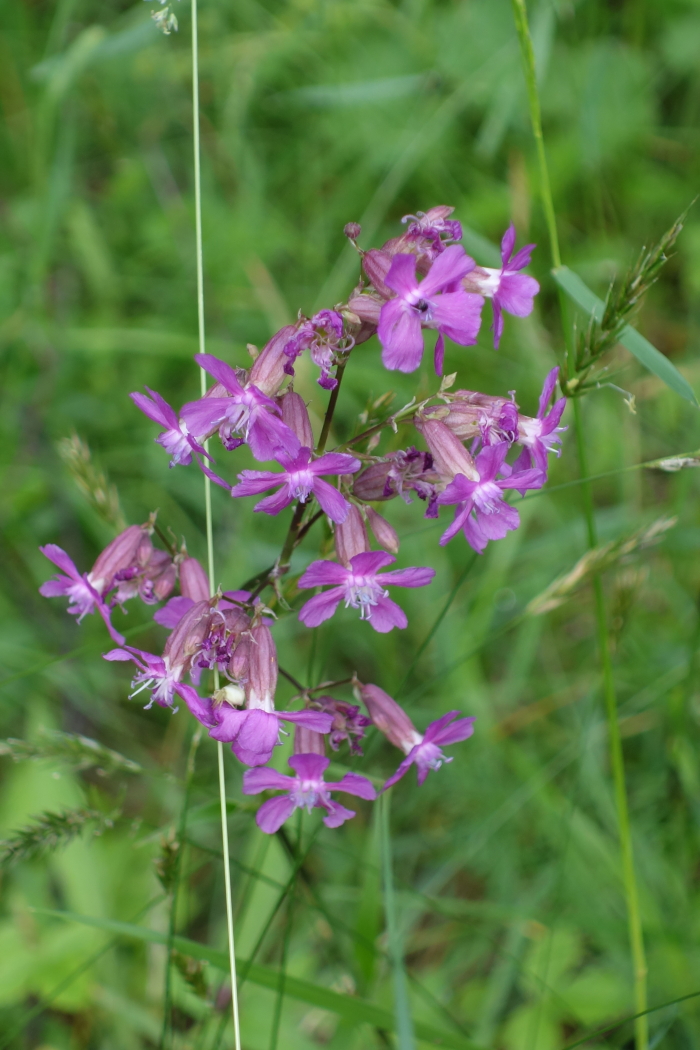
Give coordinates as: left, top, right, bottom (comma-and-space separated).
380, 792, 415, 1050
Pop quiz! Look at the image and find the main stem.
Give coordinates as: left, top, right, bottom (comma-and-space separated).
511, 3, 647, 1047
191, 0, 241, 1046
574, 402, 648, 1048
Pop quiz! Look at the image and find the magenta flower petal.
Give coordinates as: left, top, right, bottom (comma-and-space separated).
430, 291, 483, 346
538, 366, 560, 416
298, 588, 345, 628
311, 478, 351, 523
420, 244, 474, 296
298, 561, 349, 588
278, 710, 334, 734
208, 706, 248, 743
154, 596, 194, 629
177, 684, 216, 727
333, 772, 377, 800
366, 595, 408, 633
39, 544, 81, 580
500, 223, 517, 263
379, 298, 424, 373
194, 353, 244, 395
254, 488, 294, 516
384, 253, 419, 298
288, 752, 330, 779
497, 273, 540, 318
313, 452, 361, 475
322, 800, 356, 828
243, 767, 294, 794
382, 754, 415, 791
256, 795, 298, 834
231, 470, 281, 497
379, 567, 436, 588
348, 550, 396, 575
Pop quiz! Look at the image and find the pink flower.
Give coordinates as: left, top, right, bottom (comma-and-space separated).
438, 443, 544, 553
103, 646, 201, 710
207, 706, 333, 767
512, 366, 567, 476
39, 544, 125, 644
243, 753, 376, 833
230, 448, 361, 522
464, 225, 539, 349
282, 310, 348, 391
130, 388, 209, 468
180, 354, 300, 462
377, 245, 484, 374
298, 550, 435, 633
383, 712, 476, 789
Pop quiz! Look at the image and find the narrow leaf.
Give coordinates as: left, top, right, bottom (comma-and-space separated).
553, 265, 698, 406
35, 910, 480, 1049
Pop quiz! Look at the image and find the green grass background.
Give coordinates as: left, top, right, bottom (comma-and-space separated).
2, 0, 700, 1046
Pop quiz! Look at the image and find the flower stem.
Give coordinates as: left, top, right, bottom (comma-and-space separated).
573, 401, 648, 1049
512, 3, 648, 1046
190, 0, 241, 1045
380, 791, 415, 1050
316, 358, 348, 454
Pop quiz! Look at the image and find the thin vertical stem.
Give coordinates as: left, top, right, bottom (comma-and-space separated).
574, 402, 648, 1049
380, 792, 415, 1050
511, 3, 648, 1047
190, 0, 241, 1046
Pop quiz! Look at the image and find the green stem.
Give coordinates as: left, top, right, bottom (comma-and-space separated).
510, 0, 561, 270
573, 401, 648, 1049
380, 792, 415, 1050
316, 358, 348, 454
512, 2, 648, 1045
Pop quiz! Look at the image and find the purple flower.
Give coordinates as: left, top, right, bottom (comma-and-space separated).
229, 448, 361, 522
103, 645, 201, 710
243, 753, 376, 833
438, 443, 544, 553
283, 310, 348, 391
298, 550, 435, 633
512, 367, 567, 475
39, 544, 125, 644
130, 388, 209, 468
401, 206, 463, 252
207, 705, 333, 767
463, 225, 539, 349
180, 354, 300, 462
383, 711, 476, 789
378, 246, 483, 375
314, 696, 372, 755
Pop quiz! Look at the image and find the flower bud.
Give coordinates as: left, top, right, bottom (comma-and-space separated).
279, 390, 314, 448
358, 683, 421, 754
423, 392, 518, 445
334, 505, 369, 567
249, 324, 297, 396
228, 632, 251, 683
164, 599, 213, 673
362, 250, 393, 299
344, 222, 361, 241
90, 524, 150, 593
146, 551, 177, 601
294, 724, 326, 756
346, 294, 382, 326
417, 419, 479, 482
245, 624, 278, 711
352, 460, 395, 502
365, 506, 399, 554
180, 557, 211, 602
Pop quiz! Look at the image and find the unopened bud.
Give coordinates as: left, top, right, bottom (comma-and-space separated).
365, 506, 399, 554
148, 552, 177, 601
334, 505, 369, 567
245, 624, 278, 711
362, 250, 393, 299
315, 695, 371, 755
249, 324, 297, 396
164, 599, 212, 672
417, 419, 479, 482
294, 724, 326, 756
90, 524, 149, 592
279, 390, 314, 448
180, 557, 211, 602
228, 633, 251, 682
352, 461, 395, 502
358, 683, 421, 754
344, 222, 362, 241
346, 294, 382, 326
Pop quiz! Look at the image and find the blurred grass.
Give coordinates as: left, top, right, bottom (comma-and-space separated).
3, 0, 700, 1046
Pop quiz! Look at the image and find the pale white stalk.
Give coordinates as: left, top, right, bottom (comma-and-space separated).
191, 0, 242, 1044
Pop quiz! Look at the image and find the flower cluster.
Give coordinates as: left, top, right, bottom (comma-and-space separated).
39, 206, 564, 834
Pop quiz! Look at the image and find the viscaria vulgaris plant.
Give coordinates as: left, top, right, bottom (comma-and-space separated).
39, 206, 563, 835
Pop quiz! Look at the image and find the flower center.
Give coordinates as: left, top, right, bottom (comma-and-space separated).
344, 575, 386, 619
517, 416, 543, 449
291, 777, 328, 812
288, 468, 315, 502
416, 740, 450, 771
472, 480, 503, 514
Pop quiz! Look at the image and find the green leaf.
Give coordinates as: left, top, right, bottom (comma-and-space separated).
35, 910, 481, 1049
552, 265, 698, 406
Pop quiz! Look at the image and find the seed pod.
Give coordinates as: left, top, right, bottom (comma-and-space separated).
365, 506, 399, 554
180, 557, 211, 602
279, 390, 314, 448
417, 419, 479, 482
334, 505, 369, 567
